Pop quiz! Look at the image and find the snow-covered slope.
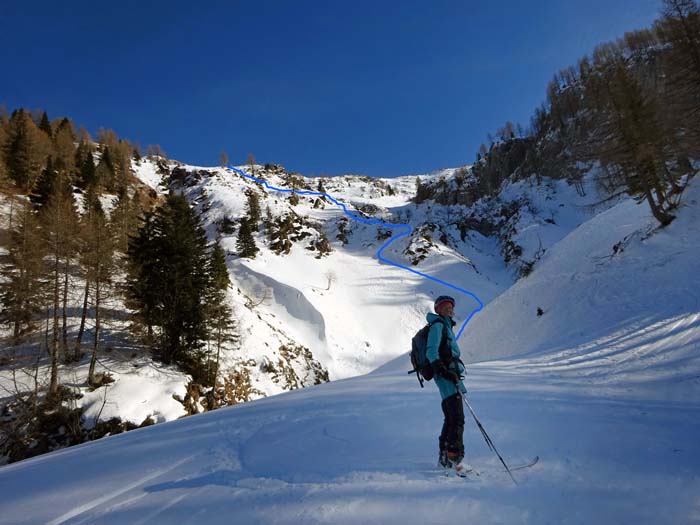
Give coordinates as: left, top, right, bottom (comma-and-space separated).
1, 177, 698, 524
154, 161, 606, 384
158, 162, 517, 383
0, 158, 603, 438
458, 179, 700, 402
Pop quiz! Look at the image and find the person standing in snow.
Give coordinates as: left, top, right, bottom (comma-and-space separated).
427, 295, 469, 474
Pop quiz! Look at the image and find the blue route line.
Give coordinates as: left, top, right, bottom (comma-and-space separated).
227, 165, 483, 340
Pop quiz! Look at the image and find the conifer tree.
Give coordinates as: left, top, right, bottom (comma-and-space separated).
269, 213, 293, 255
127, 194, 210, 366
263, 206, 274, 234
236, 217, 259, 258
126, 212, 160, 342
32, 156, 57, 207
288, 175, 301, 206
244, 189, 261, 231
95, 147, 115, 190
79, 150, 97, 189
38, 111, 52, 137
132, 143, 142, 162
313, 232, 332, 258
205, 240, 238, 385
154, 194, 210, 364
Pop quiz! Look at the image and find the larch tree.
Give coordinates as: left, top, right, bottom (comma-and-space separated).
85, 192, 116, 386
0, 203, 47, 344
247, 153, 256, 178
656, 0, 700, 157
40, 174, 80, 393
6, 109, 51, 192
52, 119, 77, 179
583, 57, 678, 225
73, 188, 96, 361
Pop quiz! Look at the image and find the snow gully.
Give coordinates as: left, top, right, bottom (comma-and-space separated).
227, 165, 484, 341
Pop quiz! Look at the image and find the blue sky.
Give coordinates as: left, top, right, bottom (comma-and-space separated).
2, 1, 660, 177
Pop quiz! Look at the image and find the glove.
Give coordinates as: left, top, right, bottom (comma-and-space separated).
431, 361, 459, 384
458, 382, 468, 395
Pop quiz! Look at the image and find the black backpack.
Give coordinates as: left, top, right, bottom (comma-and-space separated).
408, 318, 450, 388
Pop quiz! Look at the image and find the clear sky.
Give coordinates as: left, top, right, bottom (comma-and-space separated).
2, 0, 661, 177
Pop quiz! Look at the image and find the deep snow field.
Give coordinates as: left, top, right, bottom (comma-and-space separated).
0, 174, 698, 524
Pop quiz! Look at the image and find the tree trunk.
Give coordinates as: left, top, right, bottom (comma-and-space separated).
61, 257, 69, 361
12, 212, 27, 343
44, 307, 50, 356
7, 194, 14, 236
88, 275, 100, 385
215, 327, 222, 387
49, 253, 60, 395
645, 186, 675, 226
74, 279, 90, 361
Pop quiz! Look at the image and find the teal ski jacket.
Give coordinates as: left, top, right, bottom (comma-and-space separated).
425, 312, 467, 400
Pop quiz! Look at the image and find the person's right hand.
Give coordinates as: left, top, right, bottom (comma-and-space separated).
443, 370, 459, 383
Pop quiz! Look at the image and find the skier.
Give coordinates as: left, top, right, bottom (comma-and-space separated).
427, 295, 470, 475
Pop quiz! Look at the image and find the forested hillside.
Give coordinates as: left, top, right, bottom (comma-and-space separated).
417, 0, 699, 228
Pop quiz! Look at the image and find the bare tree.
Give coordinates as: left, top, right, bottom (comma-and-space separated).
324, 270, 337, 291
146, 144, 166, 158
245, 287, 271, 309
247, 153, 256, 178
85, 197, 115, 386
41, 182, 79, 394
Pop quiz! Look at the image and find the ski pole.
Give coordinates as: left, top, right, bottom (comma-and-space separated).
462, 395, 517, 485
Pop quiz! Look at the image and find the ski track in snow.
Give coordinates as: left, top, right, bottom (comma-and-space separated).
45, 455, 196, 525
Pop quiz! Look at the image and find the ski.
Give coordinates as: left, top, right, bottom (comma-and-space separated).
443, 468, 479, 479
509, 455, 539, 471
437, 464, 479, 478
431, 456, 537, 479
